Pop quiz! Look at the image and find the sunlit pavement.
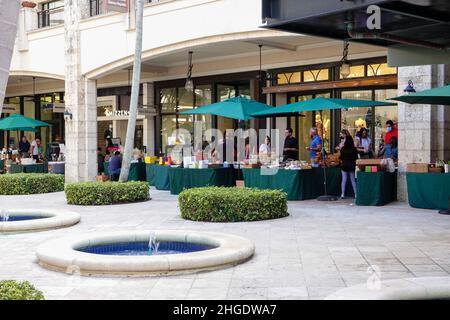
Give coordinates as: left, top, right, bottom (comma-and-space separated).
1, 189, 450, 300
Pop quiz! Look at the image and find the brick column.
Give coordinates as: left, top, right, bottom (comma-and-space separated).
64, 0, 97, 183
397, 64, 450, 201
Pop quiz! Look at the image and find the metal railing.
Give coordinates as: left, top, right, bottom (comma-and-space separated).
90, 0, 105, 17
37, 6, 64, 28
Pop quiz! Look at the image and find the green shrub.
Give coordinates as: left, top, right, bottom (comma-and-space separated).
0, 280, 44, 300
179, 187, 288, 222
0, 174, 64, 195
65, 181, 150, 205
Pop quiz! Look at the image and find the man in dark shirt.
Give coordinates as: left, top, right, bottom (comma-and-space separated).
283, 128, 299, 161
18, 136, 30, 156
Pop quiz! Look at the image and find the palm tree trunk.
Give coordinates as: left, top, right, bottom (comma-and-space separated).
119, 0, 144, 182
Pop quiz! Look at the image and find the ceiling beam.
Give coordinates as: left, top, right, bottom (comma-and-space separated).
140, 64, 168, 74
242, 40, 298, 51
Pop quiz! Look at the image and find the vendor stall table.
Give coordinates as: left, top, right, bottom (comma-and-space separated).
10, 163, 48, 174
146, 164, 170, 190
103, 162, 146, 182
168, 167, 237, 195
355, 172, 397, 206
407, 173, 450, 210
241, 167, 352, 201
48, 161, 65, 174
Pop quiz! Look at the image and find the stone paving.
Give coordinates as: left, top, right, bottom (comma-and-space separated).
1, 189, 450, 300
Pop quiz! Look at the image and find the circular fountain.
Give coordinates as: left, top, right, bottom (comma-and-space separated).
36, 230, 255, 276
0, 209, 81, 233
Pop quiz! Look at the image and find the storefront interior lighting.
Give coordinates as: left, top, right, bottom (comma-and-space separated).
404, 80, 416, 94
340, 41, 351, 79
185, 51, 194, 92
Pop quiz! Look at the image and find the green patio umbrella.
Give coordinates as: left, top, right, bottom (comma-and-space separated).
0, 114, 51, 149
180, 96, 274, 120
390, 84, 450, 105
0, 113, 51, 131
251, 97, 394, 117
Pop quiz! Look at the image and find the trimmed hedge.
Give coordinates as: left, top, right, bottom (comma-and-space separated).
65, 181, 150, 205
0, 280, 44, 300
0, 174, 65, 195
179, 187, 288, 222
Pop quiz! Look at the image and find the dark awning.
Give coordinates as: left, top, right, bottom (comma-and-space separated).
262, 0, 450, 50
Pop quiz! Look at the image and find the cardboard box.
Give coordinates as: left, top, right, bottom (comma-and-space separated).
429, 167, 444, 173
243, 163, 261, 169
236, 180, 245, 188
357, 159, 382, 171
406, 163, 429, 173
96, 174, 109, 182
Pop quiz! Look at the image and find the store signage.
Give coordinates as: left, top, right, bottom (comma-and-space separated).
53, 102, 65, 113
41, 102, 65, 113
106, 0, 128, 13
104, 107, 155, 118
105, 110, 131, 117
1, 104, 17, 114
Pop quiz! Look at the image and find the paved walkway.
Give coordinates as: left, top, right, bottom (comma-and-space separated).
1, 189, 450, 300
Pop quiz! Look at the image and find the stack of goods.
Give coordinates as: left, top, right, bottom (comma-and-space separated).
356, 159, 383, 172
324, 153, 340, 167
407, 161, 450, 173
284, 161, 312, 170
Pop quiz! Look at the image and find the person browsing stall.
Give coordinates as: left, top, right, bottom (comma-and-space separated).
108, 151, 122, 181
259, 136, 271, 154
384, 120, 398, 145
283, 128, 298, 161
339, 135, 358, 199
30, 137, 41, 161
19, 136, 30, 156
306, 127, 322, 167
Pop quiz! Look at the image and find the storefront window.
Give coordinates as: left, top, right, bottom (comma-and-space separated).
160, 88, 177, 113
161, 115, 177, 152
368, 63, 397, 77
177, 87, 194, 111
340, 65, 365, 79
303, 69, 329, 82
277, 72, 301, 85
341, 90, 373, 139
374, 89, 398, 152
194, 85, 213, 142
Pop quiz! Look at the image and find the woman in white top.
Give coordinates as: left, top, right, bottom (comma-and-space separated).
356, 128, 373, 158
259, 136, 271, 154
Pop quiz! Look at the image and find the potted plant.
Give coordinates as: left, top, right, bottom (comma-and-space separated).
21, 1, 37, 9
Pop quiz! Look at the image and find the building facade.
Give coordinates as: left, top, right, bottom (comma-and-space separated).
6, 0, 434, 200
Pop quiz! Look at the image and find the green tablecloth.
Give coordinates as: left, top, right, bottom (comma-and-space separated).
356, 172, 397, 206
145, 164, 170, 190
241, 167, 351, 201
0, 160, 4, 172
168, 167, 237, 195
10, 163, 48, 174
407, 173, 450, 210
103, 162, 146, 181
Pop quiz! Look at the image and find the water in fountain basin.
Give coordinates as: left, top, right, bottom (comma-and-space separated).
0, 210, 9, 222
148, 232, 160, 255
